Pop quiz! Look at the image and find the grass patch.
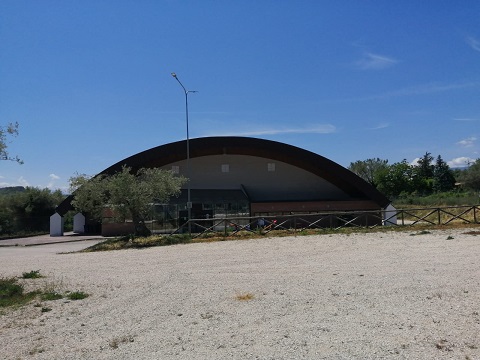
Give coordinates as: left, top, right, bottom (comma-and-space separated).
79, 222, 480, 253
1, 273, 89, 310
67, 291, 89, 300
82, 234, 192, 252
21, 270, 43, 279
0, 277, 39, 308
41, 291, 63, 301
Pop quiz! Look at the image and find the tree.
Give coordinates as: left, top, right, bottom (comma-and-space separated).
432, 155, 455, 192
458, 159, 480, 191
0, 187, 64, 234
416, 152, 434, 179
413, 152, 435, 195
69, 173, 108, 223
0, 122, 23, 164
348, 158, 389, 187
69, 166, 187, 236
375, 160, 419, 198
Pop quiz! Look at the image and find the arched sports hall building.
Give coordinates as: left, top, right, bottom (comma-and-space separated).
52, 137, 395, 236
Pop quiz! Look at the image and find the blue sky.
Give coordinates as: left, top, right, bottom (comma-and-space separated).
1, 1, 479, 192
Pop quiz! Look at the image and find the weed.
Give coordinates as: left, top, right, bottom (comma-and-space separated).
0, 277, 39, 308
41, 307, 52, 313
67, 291, 89, 300
446, 235, 454, 240
21, 270, 43, 279
235, 293, 254, 301
41, 292, 63, 301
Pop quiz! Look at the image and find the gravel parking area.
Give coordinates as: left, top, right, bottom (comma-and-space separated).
1, 228, 479, 359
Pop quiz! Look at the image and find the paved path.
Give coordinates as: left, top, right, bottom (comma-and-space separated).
0, 232, 108, 247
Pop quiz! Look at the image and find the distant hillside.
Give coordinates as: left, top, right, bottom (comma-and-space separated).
0, 186, 26, 196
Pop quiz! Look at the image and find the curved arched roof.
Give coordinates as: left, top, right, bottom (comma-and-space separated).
56, 137, 390, 215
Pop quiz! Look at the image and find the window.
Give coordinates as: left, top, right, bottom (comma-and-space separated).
221, 164, 229, 173
267, 163, 275, 172
171, 165, 179, 174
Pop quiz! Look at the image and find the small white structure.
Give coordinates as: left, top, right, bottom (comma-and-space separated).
382, 204, 397, 226
73, 213, 86, 234
49, 213, 64, 237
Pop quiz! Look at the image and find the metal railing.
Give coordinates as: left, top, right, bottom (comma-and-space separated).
169, 205, 480, 238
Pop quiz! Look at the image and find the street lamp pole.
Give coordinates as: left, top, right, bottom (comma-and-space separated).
171, 73, 197, 234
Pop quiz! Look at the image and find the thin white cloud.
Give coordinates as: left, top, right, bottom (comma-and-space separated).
343, 81, 479, 102
457, 137, 477, 147
383, 82, 477, 97
448, 156, 476, 168
18, 176, 29, 187
410, 158, 421, 166
466, 36, 480, 52
47, 173, 61, 189
206, 124, 336, 137
0, 177, 30, 188
370, 122, 389, 130
355, 52, 398, 70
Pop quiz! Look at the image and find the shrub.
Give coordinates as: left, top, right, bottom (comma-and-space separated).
0, 277, 38, 307
22, 270, 43, 279
67, 291, 89, 300
41, 292, 63, 301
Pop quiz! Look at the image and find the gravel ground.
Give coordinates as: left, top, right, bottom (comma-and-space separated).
1, 228, 479, 360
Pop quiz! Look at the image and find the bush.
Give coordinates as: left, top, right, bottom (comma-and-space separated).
0, 277, 38, 307
41, 292, 63, 301
67, 291, 89, 300
22, 270, 43, 279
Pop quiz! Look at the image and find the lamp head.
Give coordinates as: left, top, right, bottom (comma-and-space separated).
171, 72, 177, 78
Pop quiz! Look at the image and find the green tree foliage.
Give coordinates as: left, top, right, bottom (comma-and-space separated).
411, 152, 435, 195
69, 166, 187, 236
375, 160, 417, 198
0, 122, 23, 164
458, 159, 480, 191
416, 152, 434, 179
0, 187, 64, 235
372, 152, 457, 198
348, 158, 388, 187
69, 173, 108, 222
432, 155, 456, 192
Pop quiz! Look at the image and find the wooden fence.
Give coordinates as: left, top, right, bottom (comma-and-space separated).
170, 205, 480, 238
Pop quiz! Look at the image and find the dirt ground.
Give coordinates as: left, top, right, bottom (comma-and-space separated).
1, 227, 479, 359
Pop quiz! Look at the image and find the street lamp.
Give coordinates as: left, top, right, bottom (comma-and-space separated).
171, 72, 197, 234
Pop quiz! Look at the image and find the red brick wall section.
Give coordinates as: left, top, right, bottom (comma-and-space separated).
102, 223, 135, 237
251, 200, 380, 214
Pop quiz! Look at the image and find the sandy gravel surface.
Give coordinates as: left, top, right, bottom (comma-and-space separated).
1, 228, 479, 359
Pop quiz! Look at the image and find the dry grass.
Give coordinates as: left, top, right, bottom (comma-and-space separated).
235, 292, 255, 301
